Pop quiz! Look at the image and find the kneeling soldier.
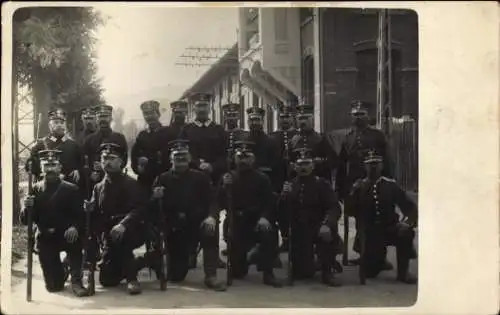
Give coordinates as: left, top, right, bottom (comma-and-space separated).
150, 139, 226, 291
85, 143, 147, 295
350, 150, 418, 284
280, 147, 343, 287
213, 140, 283, 287
21, 149, 88, 296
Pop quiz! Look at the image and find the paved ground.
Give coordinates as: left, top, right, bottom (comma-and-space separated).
5, 212, 418, 312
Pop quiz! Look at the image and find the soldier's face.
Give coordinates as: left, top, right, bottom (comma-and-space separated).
97, 114, 112, 128
248, 116, 263, 130
351, 111, 369, 127
82, 116, 96, 129
365, 161, 383, 177
143, 111, 160, 126
225, 117, 238, 129
295, 159, 314, 176
101, 154, 122, 173
297, 115, 313, 129
49, 119, 66, 136
194, 103, 210, 120
171, 152, 191, 172
41, 161, 61, 180
235, 152, 254, 168
279, 116, 293, 129
172, 111, 186, 123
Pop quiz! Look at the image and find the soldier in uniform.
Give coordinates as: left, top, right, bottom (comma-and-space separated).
75, 107, 97, 146
280, 147, 342, 286
269, 103, 297, 252
350, 150, 417, 284
215, 140, 283, 288
82, 104, 128, 187
290, 103, 338, 183
178, 93, 227, 184
335, 100, 393, 267
21, 149, 88, 296
131, 100, 165, 191
220, 102, 246, 257
26, 108, 83, 185
149, 139, 226, 291
84, 143, 147, 295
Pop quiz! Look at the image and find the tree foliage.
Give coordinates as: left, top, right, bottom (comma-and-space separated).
13, 7, 107, 113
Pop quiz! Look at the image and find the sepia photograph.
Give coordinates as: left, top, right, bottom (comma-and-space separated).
0, 2, 498, 314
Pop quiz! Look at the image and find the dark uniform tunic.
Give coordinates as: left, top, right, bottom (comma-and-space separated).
26, 135, 83, 184
20, 179, 85, 291
155, 122, 187, 173
241, 130, 280, 179
214, 168, 277, 277
131, 127, 164, 190
75, 129, 95, 146
290, 130, 338, 183
149, 169, 219, 281
335, 126, 392, 201
82, 129, 128, 182
350, 176, 417, 278
269, 128, 297, 193
179, 120, 227, 184
278, 175, 342, 278
89, 173, 147, 286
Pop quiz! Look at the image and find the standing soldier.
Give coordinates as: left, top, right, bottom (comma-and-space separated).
75, 107, 97, 146
84, 143, 147, 295
220, 102, 246, 257
26, 108, 83, 185
149, 139, 227, 291
215, 140, 283, 288
20, 149, 88, 296
178, 93, 227, 268
335, 100, 393, 268
269, 103, 297, 252
131, 100, 164, 191
82, 104, 128, 187
350, 150, 417, 284
279, 147, 343, 286
290, 103, 338, 183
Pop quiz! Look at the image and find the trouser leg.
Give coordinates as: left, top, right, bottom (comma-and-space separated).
37, 239, 66, 292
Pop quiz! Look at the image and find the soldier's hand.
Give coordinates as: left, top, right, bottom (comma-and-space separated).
90, 171, 100, 182
200, 162, 213, 173
222, 173, 233, 186
256, 217, 271, 232
110, 223, 126, 242
64, 226, 79, 243
318, 225, 333, 242
69, 170, 80, 182
396, 221, 412, 232
138, 157, 148, 174
93, 161, 102, 171
59, 174, 66, 180
282, 181, 292, 194
152, 186, 165, 199
24, 195, 35, 208
84, 200, 95, 213
202, 216, 217, 235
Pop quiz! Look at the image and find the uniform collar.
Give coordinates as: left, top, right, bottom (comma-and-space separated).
193, 119, 212, 127
48, 134, 69, 143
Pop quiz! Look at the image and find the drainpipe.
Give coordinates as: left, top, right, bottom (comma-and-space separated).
313, 7, 324, 133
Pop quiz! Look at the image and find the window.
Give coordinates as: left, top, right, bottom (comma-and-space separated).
252, 92, 260, 107
227, 76, 233, 96
240, 94, 245, 129
274, 9, 288, 41
301, 55, 314, 106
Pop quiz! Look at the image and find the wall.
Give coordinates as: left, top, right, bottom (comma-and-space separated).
320, 8, 419, 132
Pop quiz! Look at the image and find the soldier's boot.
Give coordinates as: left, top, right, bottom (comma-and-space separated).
263, 271, 283, 288
126, 280, 142, 295
321, 267, 342, 287
71, 282, 90, 297
204, 277, 227, 292
396, 258, 417, 284
332, 259, 343, 273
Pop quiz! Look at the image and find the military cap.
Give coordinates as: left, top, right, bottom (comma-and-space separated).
296, 103, 314, 117
140, 100, 160, 114
293, 147, 314, 162
168, 139, 190, 154
234, 140, 255, 155
364, 149, 383, 164
38, 149, 62, 163
170, 101, 189, 112
99, 142, 126, 160
81, 107, 96, 118
48, 108, 66, 121
222, 103, 241, 119
246, 106, 265, 118
277, 102, 295, 118
350, 99, 372, 115
93, 104, 113, 116
190, 93, 212, 105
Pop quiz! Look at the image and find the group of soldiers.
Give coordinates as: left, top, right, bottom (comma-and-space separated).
21, 92, 418, 298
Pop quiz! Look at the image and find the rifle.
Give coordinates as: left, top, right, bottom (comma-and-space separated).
82, 155, 96, 296
225, 132, 234, 286
26, 160, 34, 302
156, 151, 168, 291
283, 130, 293, 286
